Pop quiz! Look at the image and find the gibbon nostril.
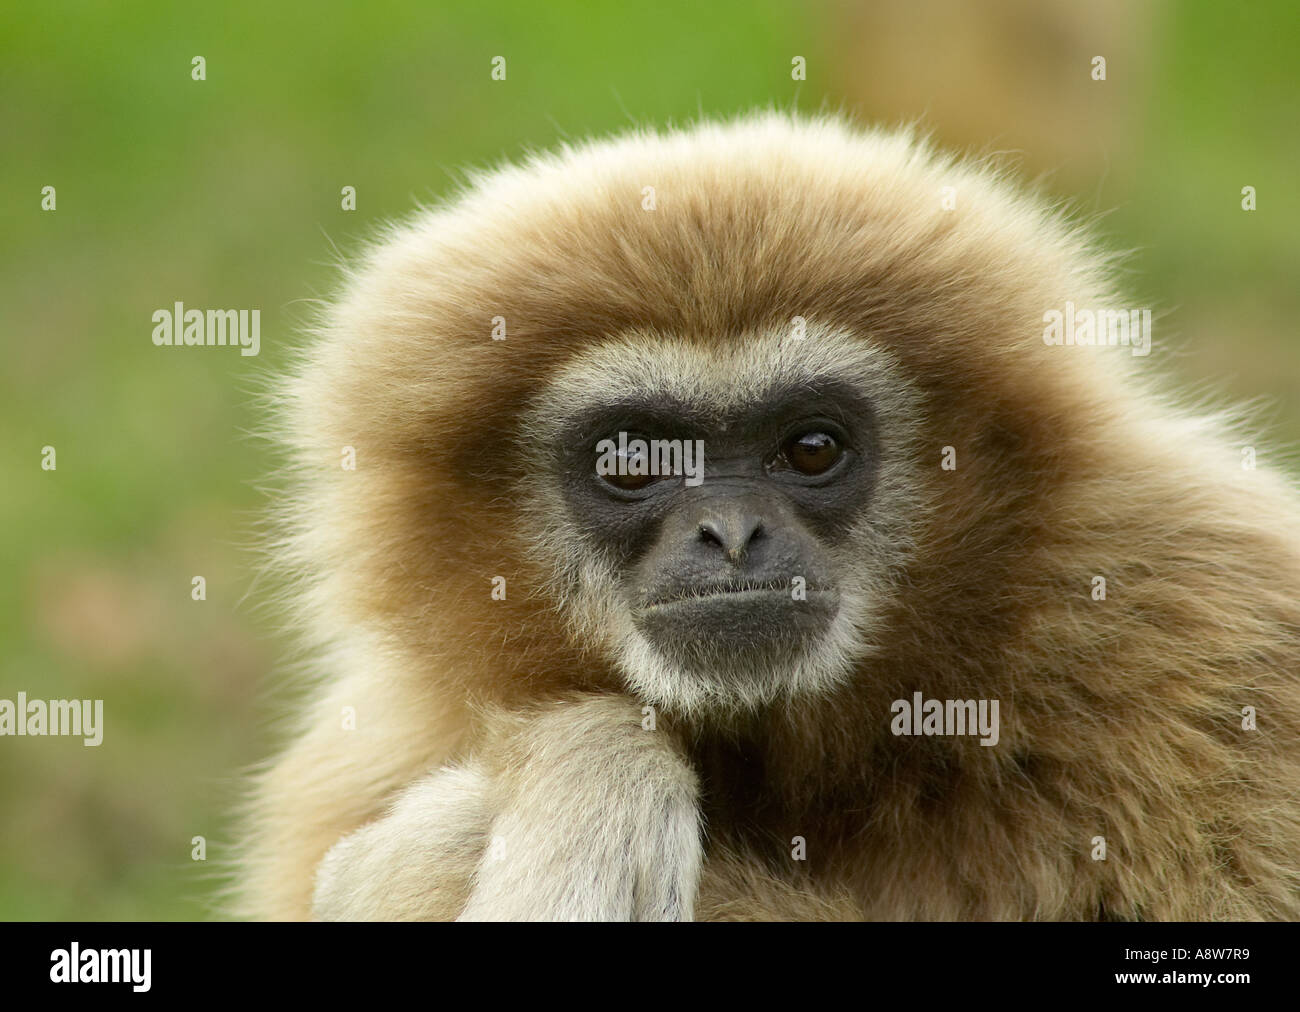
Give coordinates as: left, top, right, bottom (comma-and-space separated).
698, 521, 723, 546
697, 514, 764, 558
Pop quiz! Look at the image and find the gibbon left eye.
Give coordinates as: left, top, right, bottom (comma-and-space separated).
778, 431, 842, 476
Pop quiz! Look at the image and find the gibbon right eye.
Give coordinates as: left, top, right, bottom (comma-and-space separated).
597, 438, 665, 492
603, 469, 655, 491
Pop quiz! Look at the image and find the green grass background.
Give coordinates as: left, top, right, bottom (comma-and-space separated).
1, 0, 1296, 918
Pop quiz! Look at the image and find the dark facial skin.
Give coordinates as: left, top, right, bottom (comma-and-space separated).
555, 382, 879, 670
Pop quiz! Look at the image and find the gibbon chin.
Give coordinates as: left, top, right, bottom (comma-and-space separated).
237, 113, 1300, 921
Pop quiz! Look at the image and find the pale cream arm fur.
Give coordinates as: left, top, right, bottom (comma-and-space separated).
312, 694, 702, 921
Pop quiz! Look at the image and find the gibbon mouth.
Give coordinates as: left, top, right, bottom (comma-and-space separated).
640, 584, 835, 610
633, 586, 840, 653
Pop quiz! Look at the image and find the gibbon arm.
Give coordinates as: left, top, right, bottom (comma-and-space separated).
311, 694, 702, 921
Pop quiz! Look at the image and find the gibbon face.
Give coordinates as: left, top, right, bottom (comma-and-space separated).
522, 328, 923, 716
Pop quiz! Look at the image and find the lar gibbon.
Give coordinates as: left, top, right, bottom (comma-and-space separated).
238, 114, 1300, 920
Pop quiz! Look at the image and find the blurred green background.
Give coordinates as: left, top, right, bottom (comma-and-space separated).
1, 0, 1296, 919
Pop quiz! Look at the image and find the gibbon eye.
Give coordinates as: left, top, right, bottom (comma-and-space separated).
598, 440, 665, 491
779, 431, 842, 476
604, 469, 656, 491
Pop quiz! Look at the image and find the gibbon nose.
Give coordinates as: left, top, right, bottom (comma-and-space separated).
697, 509, 765, 563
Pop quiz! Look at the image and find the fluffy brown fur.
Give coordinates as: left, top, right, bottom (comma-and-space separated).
237, 113, 1300, 921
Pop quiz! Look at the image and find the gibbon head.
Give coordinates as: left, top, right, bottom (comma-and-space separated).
287, 113, 1130, 722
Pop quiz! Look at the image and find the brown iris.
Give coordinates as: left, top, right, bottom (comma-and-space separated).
603, 447, 662, 491
782, 431, 841, 475
605, 468, 655, 491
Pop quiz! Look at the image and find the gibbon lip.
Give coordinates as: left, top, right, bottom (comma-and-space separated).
641, 586, 834, 610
